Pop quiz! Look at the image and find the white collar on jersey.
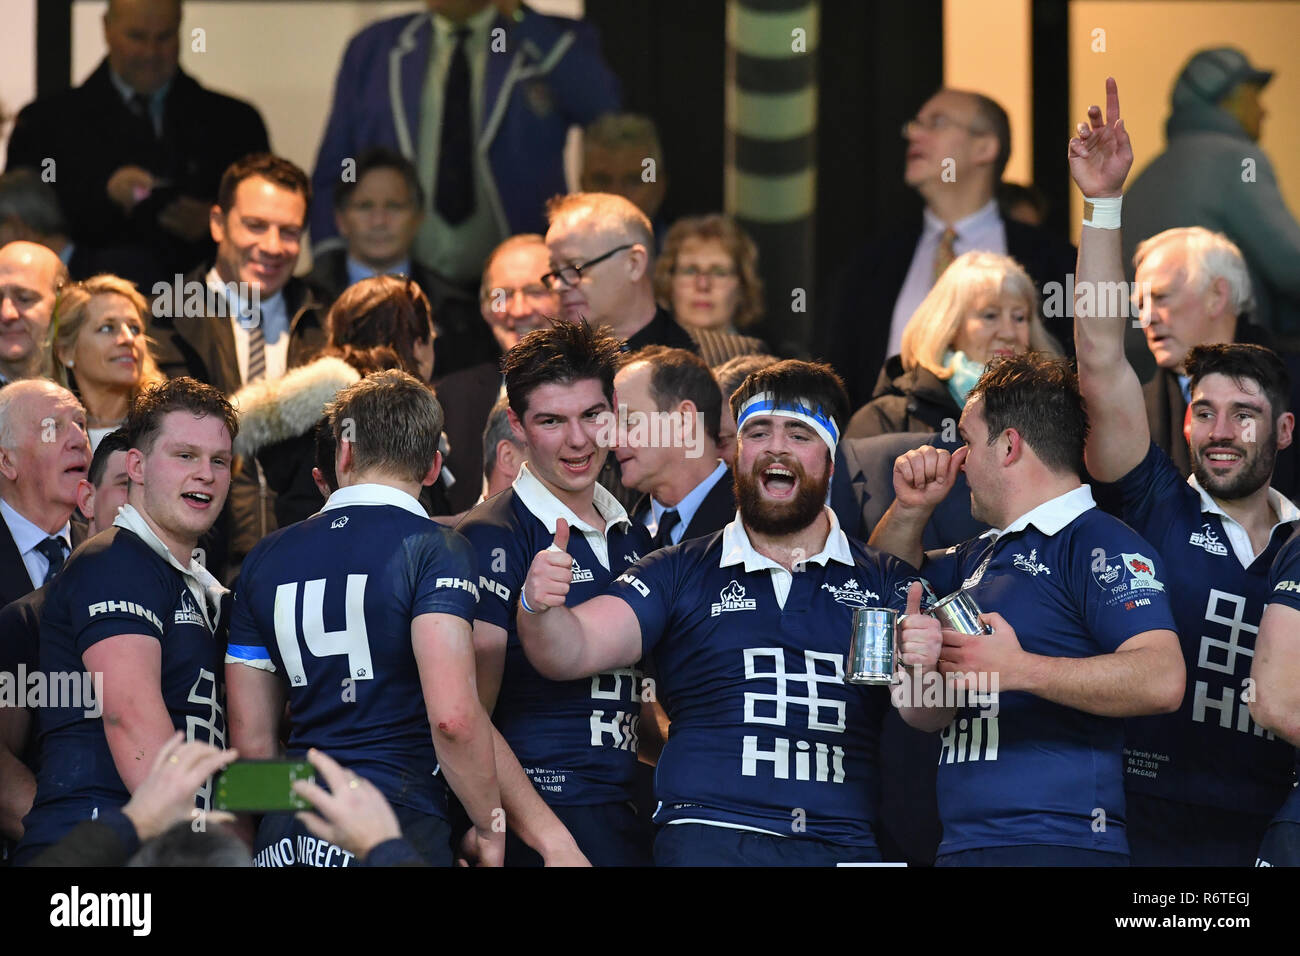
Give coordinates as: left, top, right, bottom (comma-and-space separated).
112, 504, 225, 629
510, 461, 631, 535
984, 484, 1096, 540
719, 505, 854, 572
321, 482, 427, 519
1188, 473, 1300, 527
1187, 473, 1300, 566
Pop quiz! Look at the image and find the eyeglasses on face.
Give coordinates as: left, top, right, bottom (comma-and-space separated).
901, 114, 990, 138
542, 244, 634, 290
673, 265, 737, 281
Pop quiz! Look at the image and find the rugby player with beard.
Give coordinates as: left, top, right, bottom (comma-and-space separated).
516, 359, 939, 866
1070, 77, 1297, 865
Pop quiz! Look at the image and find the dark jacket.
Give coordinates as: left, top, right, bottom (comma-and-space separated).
632, 465, 736, 543
626, 307, 701, 354
819, 215, 1077, 409
152, 269, 329, 579
305, 249, 498, 378
0, 516, 85, 609
830, 430, 987, 549
845, 357, 962, 440
434, 361, 504, 514
309, 6, 621, 248
5, 60, 269, 290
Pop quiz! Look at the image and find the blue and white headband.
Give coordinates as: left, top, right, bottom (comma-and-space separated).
735, 392, 840, 455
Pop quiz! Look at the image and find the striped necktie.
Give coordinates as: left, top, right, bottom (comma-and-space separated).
933, 226, 958, 283
246, 319, 266, 383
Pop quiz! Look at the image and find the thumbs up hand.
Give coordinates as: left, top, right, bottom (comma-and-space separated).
523, 518, 574, 613
898, 581, 942, 671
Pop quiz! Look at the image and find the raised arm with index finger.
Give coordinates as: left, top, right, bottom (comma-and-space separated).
1068, 77, 1149, 483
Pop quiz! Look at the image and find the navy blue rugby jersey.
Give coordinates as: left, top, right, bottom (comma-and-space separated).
1105, 442, 1297, 816
226, 484, 479, 818
920, 485, 1178, 856
1264, 529, 1300, 825
457, 465, 651, 806
606, 510, 924, 847
18, 517, 226, 858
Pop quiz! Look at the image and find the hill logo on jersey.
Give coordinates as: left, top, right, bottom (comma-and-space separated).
1188, 522, 1229, 556
742, 648, 847, 783
821, 578, 879, 608
1012, 548, 1051, 576
174, 590, 207, 628
711, 580, 757, 617
570, 559, 594, 583
330, 516, 349, 529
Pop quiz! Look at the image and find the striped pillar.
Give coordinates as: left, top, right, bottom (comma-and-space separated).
725, 0, 819, 357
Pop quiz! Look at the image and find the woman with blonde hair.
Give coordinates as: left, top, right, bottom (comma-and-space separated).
846, 251, 1060, 438
654, 213, 768, 366
46, 274, 165, 450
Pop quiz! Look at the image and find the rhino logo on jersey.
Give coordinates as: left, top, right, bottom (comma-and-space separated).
711, 580, 757, 617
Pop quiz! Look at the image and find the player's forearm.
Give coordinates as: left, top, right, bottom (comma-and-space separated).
515, 604, 591, 680
1248, 646, 1300, 747
105, 714, 183, 793
0, 747, 36, 840
1073, 220, 1129, 373
433, 707, 503, 833
867, 502, 931, 569
894, 668, 957, 732
489, 727, 582, 861
1017, 646, 1184, 717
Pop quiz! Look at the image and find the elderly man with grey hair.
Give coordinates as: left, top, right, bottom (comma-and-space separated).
0, 379, 90, 608
1131, 225, 1300, 499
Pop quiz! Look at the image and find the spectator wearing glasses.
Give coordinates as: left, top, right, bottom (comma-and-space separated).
306, 148, 494, 379
818, 89, 1074, 409
654, 214, 768, 367
543, 193, 698, 354
437, 234, 558, 513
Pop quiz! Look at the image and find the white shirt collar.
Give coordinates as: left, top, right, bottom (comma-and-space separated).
112, 504, 225, 628
923, 198, 1000, 238
431, 3, 497, 40
1187, 474, 1300, 565
0, 497, 70, 557
321, 482, 428, 519
985, 484, 1096, 540
651, 461, 728, 537
511, 461, 631, 535
719, 505, 854, 572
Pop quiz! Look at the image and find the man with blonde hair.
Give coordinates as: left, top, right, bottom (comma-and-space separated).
544, 192, 696, 353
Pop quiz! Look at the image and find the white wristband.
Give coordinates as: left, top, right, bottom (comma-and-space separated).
1082, 195, 1122, 230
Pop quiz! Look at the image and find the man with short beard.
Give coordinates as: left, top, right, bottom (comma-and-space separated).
1071, 79, 1299, 864
516, 359, 937, 865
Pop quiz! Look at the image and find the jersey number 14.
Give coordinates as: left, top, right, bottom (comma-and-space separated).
273, 575, 374, 686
